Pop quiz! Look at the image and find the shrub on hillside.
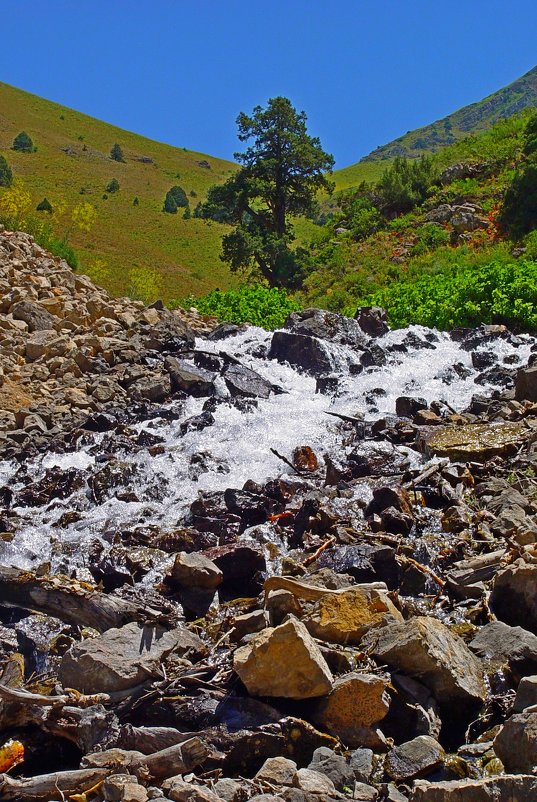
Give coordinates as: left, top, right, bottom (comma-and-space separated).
163, 191, 177, 214
0, 155, 13, 187
170, 284, 301, 329
106, 178, 120, 193
12, 131, 35, 153
110, 143, 125, 162
364, 260, 537, 331
36, 197, 53, 213
376, 155, 437, 215
163, 185, 189, 213
411, 223, 451, 255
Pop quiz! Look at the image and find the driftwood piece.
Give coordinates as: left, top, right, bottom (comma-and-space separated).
0, 682, 110, 708
264, 575, 388, 602
0, 768, 109, 801
82, 736, 209, 780
0, 566, 166, 631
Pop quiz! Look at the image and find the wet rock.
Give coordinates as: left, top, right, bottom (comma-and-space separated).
493, 710, 537, 772
293, 446, 319, 472
233, 617, 334, 699
366, 485, 413, 517
380, 506, 414, 536
490, 562, 537, 634
355, 306, 389, 337
269, 330, 333, 375
396, 396, 428, 418
255, 756, 298, 786
308, 746, 355, 791
419, 422, 528, 462
59, 622, 206, 693
316, 544, 399, 588
362, 617, 487, 706
312, 672, 390, 748
179, 410, 215, 435
302, 586, 403, 646
224, 488, 277, 526
285, 307, 368, 349
165, 357, 215, 396
411, 775, 537, 801
386, 736, 445, 782
223, 363, 273, 399
382, 674, 442, 743
168, 551, 223, 590
469, 621, 537, 678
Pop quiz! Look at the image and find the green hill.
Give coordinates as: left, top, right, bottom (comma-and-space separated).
334, 65, 537, 189
0, 81, 239, 300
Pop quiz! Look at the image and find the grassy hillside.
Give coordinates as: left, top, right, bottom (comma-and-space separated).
0, 82, 239, 300
340, 65, 537, 172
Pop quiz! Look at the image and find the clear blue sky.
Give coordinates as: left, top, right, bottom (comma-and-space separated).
2, 1, 537, 167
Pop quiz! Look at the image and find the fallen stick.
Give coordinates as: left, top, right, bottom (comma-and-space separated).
398, 555, 446, 588
83, 736, 209, 780
0, 566, 167, 632
270, 448, 305, 475
0, 768, 110, 802
0, 683, 109, 708
302, 536, 336, 567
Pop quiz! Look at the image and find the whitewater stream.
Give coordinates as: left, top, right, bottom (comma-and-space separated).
0, 324, 532, 575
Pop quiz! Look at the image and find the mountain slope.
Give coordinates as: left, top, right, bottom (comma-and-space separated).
0, 82, 238, 300
332, 66, 537, 191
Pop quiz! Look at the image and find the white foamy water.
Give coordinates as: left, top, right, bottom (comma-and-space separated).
0, 324, 532, 571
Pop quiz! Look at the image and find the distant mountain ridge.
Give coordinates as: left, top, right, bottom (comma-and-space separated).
361, 65, 537, 163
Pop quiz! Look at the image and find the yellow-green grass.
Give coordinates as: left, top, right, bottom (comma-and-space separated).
0, 81, 239, 300
331, 158, 388, 191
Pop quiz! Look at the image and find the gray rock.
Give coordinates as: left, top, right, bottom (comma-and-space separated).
490, 562, 537, 634
493, 709, 537, 772
308, 746, 355, 791
223, 363, 273, 399
269, 330, 333, 375
128, 373, 172, 402
362, 616, 486, 706
411, 775, 537, 801
165, 357, 215, 396
353, 783, 378, 801
293, 767, 336, 794
12, 299, 58, 331
469, 621, 537, 676
385, 735, 444, 781
255, 756, 298, 786
212, 779, 244, 802
59, 621, 206, 693
349, 749, 374, 784
516, 365, 537, 402
514, 675, 537, 712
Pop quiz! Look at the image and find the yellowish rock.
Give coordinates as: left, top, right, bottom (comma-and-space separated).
419, 422, 529, 462
302, 587, 403, 645
233, 617, 333, 699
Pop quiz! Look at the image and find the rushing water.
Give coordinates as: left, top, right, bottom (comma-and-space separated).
0, 324, 532, 573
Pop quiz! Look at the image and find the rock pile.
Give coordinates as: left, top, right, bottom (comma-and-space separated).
3, 231, 537, 801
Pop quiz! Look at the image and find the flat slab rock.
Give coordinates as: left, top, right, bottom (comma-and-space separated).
418, 422, 529, 462
233, 617, 334, 699
411, 774, 537, 801
362, 616, 486, 706
59, 621, 206, 693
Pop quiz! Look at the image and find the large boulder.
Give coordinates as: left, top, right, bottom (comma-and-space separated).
362, 616, 486, 706
168, 552, 223, 590
354, 306, 389, 337
223, 363, 273, 399
233, 617, 334, 699
59, 622, 206, 693
164, 357, 215, 396
302, 586, 403, 646
385, 735, 444, 782
269, 330, 333, 375
311, 672, 390, 748
285, 308, 369, 348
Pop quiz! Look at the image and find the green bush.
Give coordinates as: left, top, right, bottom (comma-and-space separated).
36, 197, 53, 213
171, 283, 301, 329
106, 178, 120, 193
376, 155, 437, 215
411, 223, 451, 255
163, 190, 177, 213
110, 143, 125, 162
169, 185, 189, 208
0, 155, 13, 187
12, 131, 34, 153
364, 260, 537, 331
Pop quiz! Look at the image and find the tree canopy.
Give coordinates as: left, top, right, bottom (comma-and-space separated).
110, 143, 125, 162
12, 131, 34, 153
199, 96, 334, 287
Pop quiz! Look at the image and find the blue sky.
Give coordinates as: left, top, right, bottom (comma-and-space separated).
2, 1, 537, 167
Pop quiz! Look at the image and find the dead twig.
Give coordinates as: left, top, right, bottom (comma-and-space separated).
303, 536, 336, 567
270, 448, 305, 475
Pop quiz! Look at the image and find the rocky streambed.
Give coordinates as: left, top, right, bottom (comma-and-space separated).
2, 231, 537, 801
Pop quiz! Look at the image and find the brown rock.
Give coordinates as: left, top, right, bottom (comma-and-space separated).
233, 617, 334, 699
